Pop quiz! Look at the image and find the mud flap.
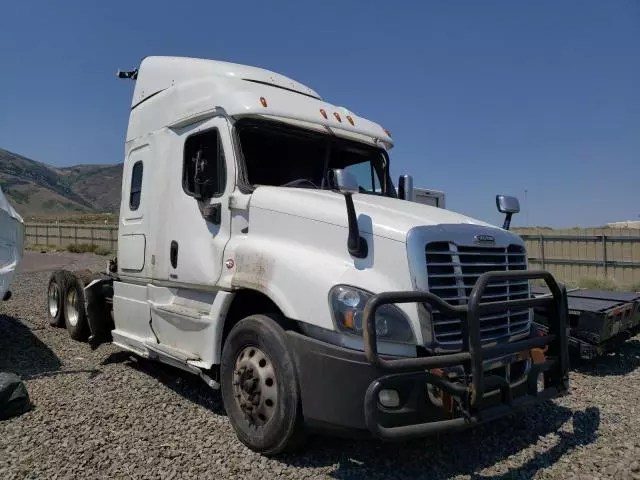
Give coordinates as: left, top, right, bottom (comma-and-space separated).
84, 278, 114, 349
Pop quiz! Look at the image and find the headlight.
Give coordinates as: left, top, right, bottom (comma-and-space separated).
329, 285, 415, 344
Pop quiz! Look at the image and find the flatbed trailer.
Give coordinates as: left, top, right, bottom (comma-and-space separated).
531, 286, 640, 360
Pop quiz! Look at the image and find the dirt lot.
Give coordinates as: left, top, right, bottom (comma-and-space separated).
1, 252, 639, 479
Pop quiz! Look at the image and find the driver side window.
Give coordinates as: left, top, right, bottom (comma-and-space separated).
344, 161, 381, 193
183, 129, 226, 198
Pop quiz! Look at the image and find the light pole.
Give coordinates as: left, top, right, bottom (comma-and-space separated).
524, 189, 529, 226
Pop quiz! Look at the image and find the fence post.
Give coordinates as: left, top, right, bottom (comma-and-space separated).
602, 235, 608, 277
74, 225, 78, 246
45, 224, 49, 246
539, 234, 546, 270
91, 227, 94, 247
58, 225, 62, 247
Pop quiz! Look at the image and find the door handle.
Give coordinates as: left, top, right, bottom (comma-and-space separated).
170, 241, 179, 269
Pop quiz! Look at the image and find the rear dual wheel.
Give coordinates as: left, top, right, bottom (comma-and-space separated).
47, 269, 99, 342
63, 270, 99, 341
47, 270, 70, 327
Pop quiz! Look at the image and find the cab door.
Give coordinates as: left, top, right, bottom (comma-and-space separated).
161, 116, 235, 287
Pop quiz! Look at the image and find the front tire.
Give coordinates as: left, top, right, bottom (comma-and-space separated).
221, 314, 306, 455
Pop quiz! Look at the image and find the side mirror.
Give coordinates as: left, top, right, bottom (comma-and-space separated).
495, 194, 520, 230
329, 169, 368, 258
329, 169, 359, 194
496, 195, 520, 214
398, 175, 414, 201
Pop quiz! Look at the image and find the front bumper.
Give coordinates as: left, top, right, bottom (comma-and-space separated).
288, 270, 570, 440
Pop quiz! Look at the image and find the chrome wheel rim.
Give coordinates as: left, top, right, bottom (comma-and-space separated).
66, 289, 79, 327
232, 346, 278, 426
48, 282, 59, 318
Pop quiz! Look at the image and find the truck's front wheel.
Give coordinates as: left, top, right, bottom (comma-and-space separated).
221, 314, 305, 455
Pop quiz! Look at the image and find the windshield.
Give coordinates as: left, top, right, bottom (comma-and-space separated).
236, 118, 396, 196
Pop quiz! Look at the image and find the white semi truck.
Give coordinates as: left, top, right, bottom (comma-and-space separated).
47, 56, 570, 455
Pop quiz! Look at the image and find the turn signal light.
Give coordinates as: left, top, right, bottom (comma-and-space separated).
260, 97, 268, 107
320, 109, 328, 119
333, 112, 342, 122
343, 310, 355, 329
530, 347, 546, 364
346, 115, 354, 126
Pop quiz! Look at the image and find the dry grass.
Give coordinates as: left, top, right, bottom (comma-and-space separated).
530, 276, 640, 292
65, 243, 112, 256
25, 244, 65, 253
25, 243, 112, 256
565, 276, 640, 293
24, 213, 118, 225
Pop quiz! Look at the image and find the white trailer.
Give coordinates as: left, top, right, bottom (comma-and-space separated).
0, 187, 24, 303
47, 56, 570, 455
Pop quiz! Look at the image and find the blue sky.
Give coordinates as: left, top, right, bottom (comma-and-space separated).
0, 1, 638, 227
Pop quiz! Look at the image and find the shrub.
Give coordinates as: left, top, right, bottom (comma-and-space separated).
66, 243, 98, 254
93, 246, 112, 256
573, 276, 640, 292
576, 276, 621, 291
66, 243, 112, 256
26, 244, 62, 253
627, 282, 640, 293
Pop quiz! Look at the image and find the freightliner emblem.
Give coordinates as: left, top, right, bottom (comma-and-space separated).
474, 234, 495, 243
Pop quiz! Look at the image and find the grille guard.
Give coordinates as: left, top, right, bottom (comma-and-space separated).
362, 270, 570, 440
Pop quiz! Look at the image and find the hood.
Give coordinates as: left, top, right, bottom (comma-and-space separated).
249, 187, 497, 242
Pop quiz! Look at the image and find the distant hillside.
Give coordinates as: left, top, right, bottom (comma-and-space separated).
0, 148, 122, 217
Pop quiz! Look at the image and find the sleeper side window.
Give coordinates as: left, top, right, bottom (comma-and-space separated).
183, 129, 226, 199
129, 161, 143, 210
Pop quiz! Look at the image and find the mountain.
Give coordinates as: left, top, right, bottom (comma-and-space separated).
0, 148, 122, 217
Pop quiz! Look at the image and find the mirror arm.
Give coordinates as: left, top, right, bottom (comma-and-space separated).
503, 212, 513, 231
344, 193, 368, 258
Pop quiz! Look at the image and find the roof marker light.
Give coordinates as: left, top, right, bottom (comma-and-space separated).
346, 115, 354, 126
260, 97, 268, 107
320, 109, 328, 119
333, 112, 342, 122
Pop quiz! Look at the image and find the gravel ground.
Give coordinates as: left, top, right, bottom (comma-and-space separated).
1, 252, 639, 480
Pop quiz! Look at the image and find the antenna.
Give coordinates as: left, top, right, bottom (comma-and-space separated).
117, 69, 138, 80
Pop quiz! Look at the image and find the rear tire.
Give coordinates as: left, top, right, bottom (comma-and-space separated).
63, 270, 98, 342
221, 314, 306, 455
47, 270, 68, 327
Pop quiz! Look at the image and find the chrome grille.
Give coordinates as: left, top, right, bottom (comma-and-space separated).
425, 242, 530, 344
